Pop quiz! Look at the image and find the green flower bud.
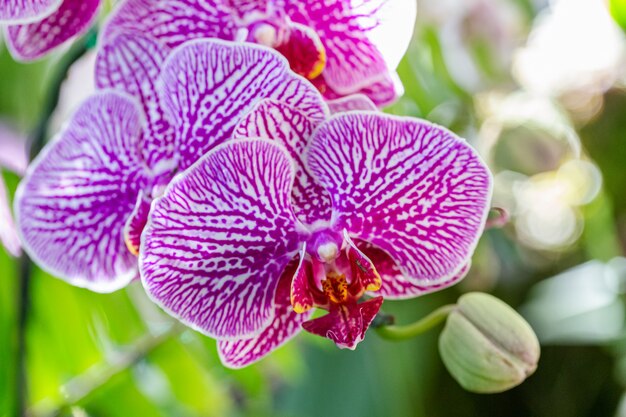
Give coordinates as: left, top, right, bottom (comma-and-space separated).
439, 292, 540, 393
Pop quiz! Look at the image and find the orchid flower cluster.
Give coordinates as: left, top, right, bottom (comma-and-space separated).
9, 0, 496, 369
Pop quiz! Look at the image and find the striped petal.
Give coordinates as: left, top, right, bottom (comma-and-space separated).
315, 71, 401, 108
123, 191, 151, 256
358, 240, 471, 299
223, 0, 267, 19
159, 39, 326, 170
101, 0, 237, 48
284, 0, 415, 94
234, 99, 330, 225
327, 94, 377, 114
95, 33, 176, 175
217, 255, 312, 368
5, 0, 100, 61
15, 91, 152, 292
307, 113, 492, 284
0, 0, 60, 24
140, 139, 303, 339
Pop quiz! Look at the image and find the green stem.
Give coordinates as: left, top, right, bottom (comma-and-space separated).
15, 28, 98, 417
376, 304, 456, 341
40, 324, 184, 417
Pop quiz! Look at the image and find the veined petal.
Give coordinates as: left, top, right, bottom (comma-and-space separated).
358, 240, 471, 299
315, 71, 401, 108
283, 0, 415, 95
15, 91, 152, 292
234, 99, 330, 225
302, 296, 383, 350
307, 113, 492, 283
5, 0, 100, 61
355, 72, 403, 108
101, 0, 237, 48
327, 94, 377, 114
95, 33, 176, 174
0, 0, 61, 24
159, 39, 326, 170
140, 139, 303, 339
123, 190, 151, 256
217, 255, 312, 368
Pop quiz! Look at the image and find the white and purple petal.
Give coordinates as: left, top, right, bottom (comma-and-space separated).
101, 0, 237, 48
327, 94, 378, 114
315, 71, 401, 108
5, 0, 100, 61
140, 139, 303, 339
217, 255, 312, 368
0, 0, 61, 24
123, 191, 151, 256
234, 99, 330, 225
95, 33, 176, 174
307, 113, 492, 284
283, 0, 415, 95
159, 39, 326, 170
357, 240, 471, 299
15, 91, 152, 291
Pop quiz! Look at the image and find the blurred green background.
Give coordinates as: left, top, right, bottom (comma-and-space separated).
2, 0, 626, 416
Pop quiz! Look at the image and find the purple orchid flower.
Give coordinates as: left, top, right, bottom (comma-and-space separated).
100, 0, 416, 106
138, 97, 493, 368
14, 39, 326, 291
0, 0, 100, 61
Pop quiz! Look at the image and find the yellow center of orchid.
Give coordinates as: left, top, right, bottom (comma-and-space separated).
306, 42, 326, 80
321, 271, 349, 304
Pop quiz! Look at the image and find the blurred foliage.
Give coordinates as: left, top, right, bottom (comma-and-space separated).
2, 0, 626, 416
610, 0, 626, 33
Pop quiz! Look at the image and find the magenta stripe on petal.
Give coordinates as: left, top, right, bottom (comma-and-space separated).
316, 72, 401, 108
307, 113, 492, 284
357, 240, 471, 299
0, 0, 61, 23
101, 0, 237, 48
234, 99, 331, 225
95, 33, 177, 174
140, 139, 303, 339
283, 0, 414, 95
15, 91, 152, 292
327, 94, 378, 114
159, 39, 327, 170
5, 0, 100, 61
223, 0, 268, 19
123, 190, 152, 256
217, 255, 312, 368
